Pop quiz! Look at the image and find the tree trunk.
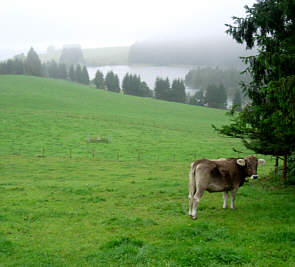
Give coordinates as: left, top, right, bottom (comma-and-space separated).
274, 156, 279, 175
282, 154, 287, 181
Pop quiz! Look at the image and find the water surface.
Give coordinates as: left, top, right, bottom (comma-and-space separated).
88, 65, 197, 94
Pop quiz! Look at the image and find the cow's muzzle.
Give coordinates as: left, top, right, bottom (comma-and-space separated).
251, 175, 258, 179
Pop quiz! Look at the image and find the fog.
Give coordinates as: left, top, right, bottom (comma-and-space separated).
0, 0, 255, 59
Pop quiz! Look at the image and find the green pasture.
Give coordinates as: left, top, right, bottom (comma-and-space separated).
0, 75, 294, 266
0, 75, 243, 161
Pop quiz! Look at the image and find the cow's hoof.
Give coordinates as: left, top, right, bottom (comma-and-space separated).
192, 216, 198, 220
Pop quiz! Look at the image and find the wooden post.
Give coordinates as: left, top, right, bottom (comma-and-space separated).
69, 148, 72, 159
274, 156, 279, 175
283, 154, 287, 181
92, 150, 95, 160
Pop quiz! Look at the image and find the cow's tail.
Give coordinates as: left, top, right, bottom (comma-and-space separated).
189, 161, 197, 216
189, 161, 197, 198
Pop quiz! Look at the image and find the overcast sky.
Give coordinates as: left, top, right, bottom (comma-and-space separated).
1, 0, 255, 54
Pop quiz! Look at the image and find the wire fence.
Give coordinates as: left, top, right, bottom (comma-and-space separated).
0, 145, 244, 163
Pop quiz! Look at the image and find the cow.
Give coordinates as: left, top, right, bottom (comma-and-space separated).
188, 156, 265, 220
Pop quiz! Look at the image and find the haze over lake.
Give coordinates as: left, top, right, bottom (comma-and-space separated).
87, 65, 197, 94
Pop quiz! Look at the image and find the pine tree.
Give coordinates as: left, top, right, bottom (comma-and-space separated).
69, 65, 76, 81
59, 63, 68, 80
189, 90, 205, 106
205, 84, 218, 108
75, 64, 83, 83
59, 45, 84, 66
122, 73, 152, 97
140, 81, 152, 97
113, 73, 120, 93
47, 61, 59, 78
205, 83, 227, 109
122, 73, 131, 94
232, 89, 242, 111
216, 84, 227, 109
94, 70, 105, 89
25, 47, 43, 76
105, 71, 120, 92
81, 66, 89, 85
171, 79, 186, 103
154, 77, 170, 100
215, 0, 295, 180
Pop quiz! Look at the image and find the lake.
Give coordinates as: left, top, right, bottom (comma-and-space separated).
87, 65, 197, 94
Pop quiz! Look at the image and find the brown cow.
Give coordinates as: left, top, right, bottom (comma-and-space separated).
188, 156, 265, 219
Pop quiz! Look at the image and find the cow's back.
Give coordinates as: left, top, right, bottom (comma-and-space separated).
193, 158, 243, 192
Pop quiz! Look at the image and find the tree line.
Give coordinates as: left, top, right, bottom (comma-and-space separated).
186, 67, 247, 110
1, 47, 237, 110
94, 70, 186, 103
189, 84, 228, 109
0, 47, 90, 85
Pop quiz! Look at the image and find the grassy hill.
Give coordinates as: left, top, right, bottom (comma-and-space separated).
0, 75, 294, 266
0, 75, 241, 161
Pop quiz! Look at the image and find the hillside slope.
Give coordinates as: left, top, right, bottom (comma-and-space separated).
0, 75, 243, 161
1, 75, 294, 267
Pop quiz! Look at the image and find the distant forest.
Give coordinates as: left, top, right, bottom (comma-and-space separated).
1, 44, 247, 110
129, 38, 254, 68
38, 36, 255, 68
185, 67, 250, 96
40, 46, 129, 66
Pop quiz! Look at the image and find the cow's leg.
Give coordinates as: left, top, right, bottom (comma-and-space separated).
191, 188, 204, 220
188, 194, 194, 217
223, 191, 228, 209
230, 188, 238, 209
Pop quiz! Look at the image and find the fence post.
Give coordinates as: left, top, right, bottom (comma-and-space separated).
69, 148, 72, 159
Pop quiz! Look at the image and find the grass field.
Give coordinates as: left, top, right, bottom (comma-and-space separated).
0, 75, 295, 266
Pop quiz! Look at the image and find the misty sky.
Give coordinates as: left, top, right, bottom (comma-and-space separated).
1, 0, 255, 53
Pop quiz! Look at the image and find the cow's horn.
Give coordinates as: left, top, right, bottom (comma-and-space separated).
258, 159, 265, 165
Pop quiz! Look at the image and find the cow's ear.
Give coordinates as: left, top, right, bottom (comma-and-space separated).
237, 159, 246, 166
258, 159, 265, 165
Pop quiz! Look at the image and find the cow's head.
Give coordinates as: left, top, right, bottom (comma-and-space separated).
236, 155, 265, 179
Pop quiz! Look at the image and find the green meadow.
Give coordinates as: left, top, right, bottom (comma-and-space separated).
0, 75, 294, 266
